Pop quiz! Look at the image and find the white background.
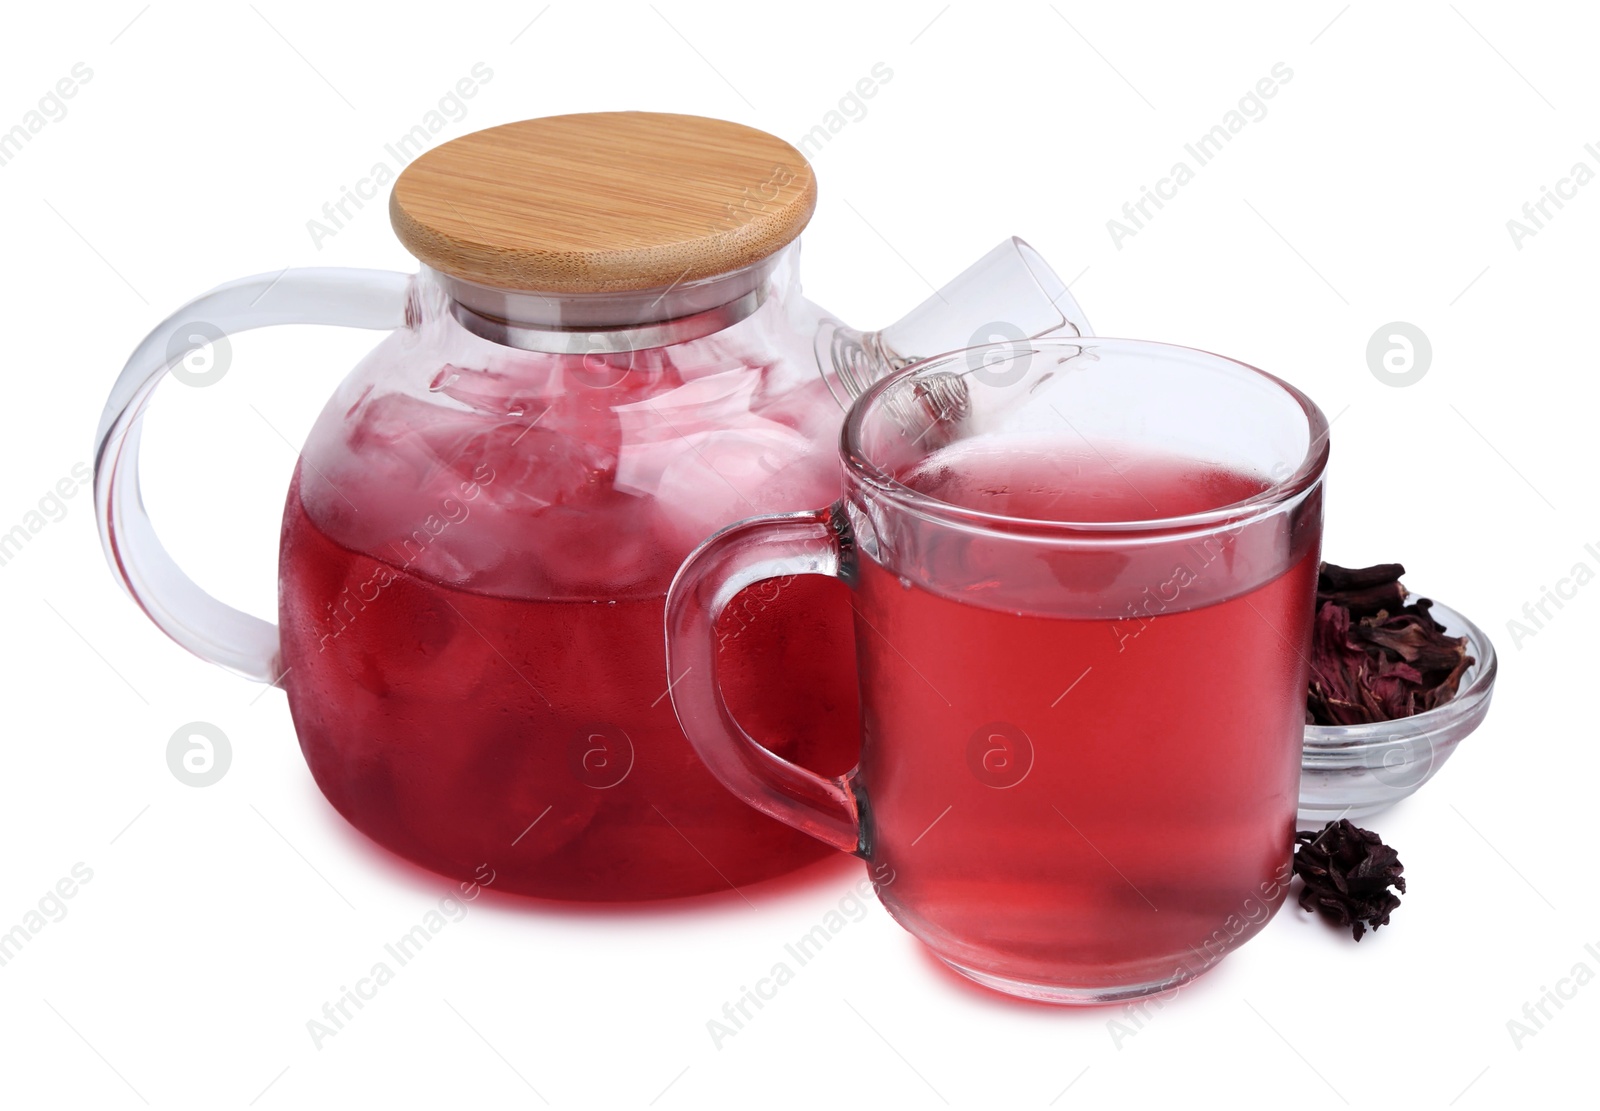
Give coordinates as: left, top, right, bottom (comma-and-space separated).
1, 1, 1593, 1107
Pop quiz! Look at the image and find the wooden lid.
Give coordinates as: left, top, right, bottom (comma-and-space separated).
389, 112, 817, 294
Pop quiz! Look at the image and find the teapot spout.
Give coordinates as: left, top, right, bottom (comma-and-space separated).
817, 237, 1090, 400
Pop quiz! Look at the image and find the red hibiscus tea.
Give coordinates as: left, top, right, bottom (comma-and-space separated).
854, 446, 1316, 994
277, 350, 865, 900
667, 338, 1328, 1002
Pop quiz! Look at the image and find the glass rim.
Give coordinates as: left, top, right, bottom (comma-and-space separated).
841, 336, 1330, 538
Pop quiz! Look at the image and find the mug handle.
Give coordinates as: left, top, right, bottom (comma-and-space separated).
94, 268, 411, 682
665, 505, 862, 856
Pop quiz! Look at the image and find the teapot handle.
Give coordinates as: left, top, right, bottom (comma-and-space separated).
93, 268, 411, 682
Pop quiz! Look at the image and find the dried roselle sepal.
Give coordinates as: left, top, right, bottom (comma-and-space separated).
1294, 820, 1405, 941
1317, 562, 1407, 620
1306, 600, 1425, 725
1307, 601, 1387, 726
1305, 562, 1474, 726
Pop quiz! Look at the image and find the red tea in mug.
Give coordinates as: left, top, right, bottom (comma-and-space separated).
854, 445, 1314, 992
668, 338, 1327, 1002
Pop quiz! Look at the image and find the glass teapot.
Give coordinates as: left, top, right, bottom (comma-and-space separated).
94, 112, 1089, 900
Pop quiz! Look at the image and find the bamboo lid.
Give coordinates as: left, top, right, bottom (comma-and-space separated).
389, 112, 817, 294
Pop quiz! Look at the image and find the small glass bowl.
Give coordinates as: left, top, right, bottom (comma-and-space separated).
1298, 598, 1496, 827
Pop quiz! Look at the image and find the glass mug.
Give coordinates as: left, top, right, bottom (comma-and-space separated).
666, 337, 1328, 1002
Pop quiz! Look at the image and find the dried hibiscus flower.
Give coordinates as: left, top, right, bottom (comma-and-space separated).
1306, 562, 1474, 726
1294, 820, 1405, 940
